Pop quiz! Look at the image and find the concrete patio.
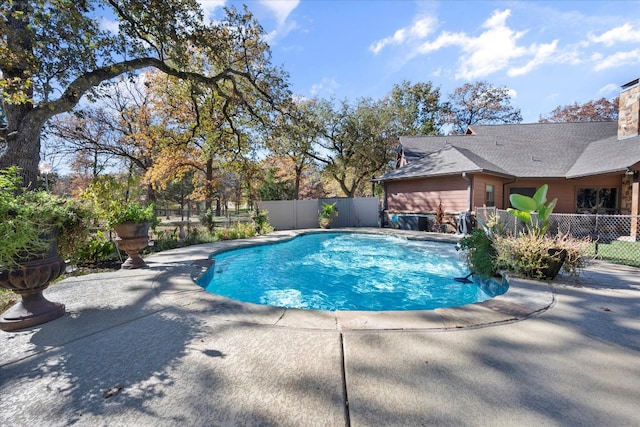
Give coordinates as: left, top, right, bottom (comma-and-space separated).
1, 229, 639, 426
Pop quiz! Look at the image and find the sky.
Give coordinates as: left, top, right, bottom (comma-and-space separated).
198, 0, 640, 123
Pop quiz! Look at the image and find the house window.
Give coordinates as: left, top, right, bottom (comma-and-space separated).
485, 184, 495, 207
509, 187, 536, 207
576, 188, 618, 214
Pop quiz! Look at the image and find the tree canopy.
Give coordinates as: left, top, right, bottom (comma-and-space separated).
447, 81, 522, 134
0, 0, 291, 187
538, 97, 619, 123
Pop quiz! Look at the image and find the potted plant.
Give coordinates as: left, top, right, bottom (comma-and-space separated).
502, 184, 588, 279
0, 167, 90, 331
318, 202, 338, 229
108, 202, 156, 269
458, 187, 589, 281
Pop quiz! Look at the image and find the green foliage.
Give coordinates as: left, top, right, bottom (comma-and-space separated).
0, 167, 91, 269
253, 210, 274, 235
108, 202, 156, 227
457, 228, 498, 278
507, 184, 557, 236
386, 80, 448, 136
319, 202, 338, 228
200, 209, 216, 232
458, 211, 589, 280
81, 177, 156, 227
456, 215, 506, 277
258, 168, 295, 201
152, 228, 180, 251
319, 202, 338, 219
75, 231, 116, 265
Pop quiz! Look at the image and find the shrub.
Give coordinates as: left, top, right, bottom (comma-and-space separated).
254, 210, 273, 235
214, 222, 257, 241
457, 214, 507, 278
1, 167, 91, 269
200, 209, 216, 232
74, 231, 117, 265
493, 232, 591, 279
152, 228, 180, 251
108, 202, 157, 228
457, 228, 497, 278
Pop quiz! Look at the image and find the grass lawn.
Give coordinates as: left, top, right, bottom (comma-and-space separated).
587, 240, 640, 267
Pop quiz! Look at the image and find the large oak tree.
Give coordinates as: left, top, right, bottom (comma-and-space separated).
447, 81, 522, 134
0, 0, 290, 187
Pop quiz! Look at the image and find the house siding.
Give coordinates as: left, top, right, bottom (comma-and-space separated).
471, 175, 505, 210
385, 176, 468, 214
504, 175, 623, 213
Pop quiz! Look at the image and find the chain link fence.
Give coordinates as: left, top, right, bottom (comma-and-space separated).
475, 207, 640, 267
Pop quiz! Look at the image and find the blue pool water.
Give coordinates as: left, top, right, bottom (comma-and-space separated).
198, 232, 506, 311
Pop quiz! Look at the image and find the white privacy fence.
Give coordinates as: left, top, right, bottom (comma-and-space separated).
256, 197, 380, 230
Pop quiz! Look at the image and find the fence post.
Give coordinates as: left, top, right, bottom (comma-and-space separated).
594, 213, 600, 255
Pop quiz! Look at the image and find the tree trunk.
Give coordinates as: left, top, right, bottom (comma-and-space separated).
0, 105, 44, 188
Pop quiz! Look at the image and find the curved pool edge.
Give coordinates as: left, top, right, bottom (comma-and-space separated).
151, 228, 556, 331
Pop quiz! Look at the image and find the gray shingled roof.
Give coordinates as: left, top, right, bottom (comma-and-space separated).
377, 121, 640, 181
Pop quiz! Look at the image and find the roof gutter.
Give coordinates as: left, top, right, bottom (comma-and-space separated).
462, 172, 472, 211
502, 177, 518, 208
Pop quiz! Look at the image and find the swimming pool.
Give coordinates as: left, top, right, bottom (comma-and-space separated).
197, 232, 507, 311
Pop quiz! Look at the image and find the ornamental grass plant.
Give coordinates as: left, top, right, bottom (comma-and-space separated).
493, 231, 591, 279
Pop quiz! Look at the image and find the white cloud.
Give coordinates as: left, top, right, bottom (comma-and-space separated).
594, 48, 640, 71
260, 0, 300, 44
310, 77, 340, 97
197, 0, 226, 23
370, 16, 438, 55
455, 9, 530, 79
508, 40, 558, 77
589, 23, 640, 46
416, 31, 467, 54
259, 0, 299, 26
100, 18, 119, 33
598, 83, 620, 96
386, 9, 559, 80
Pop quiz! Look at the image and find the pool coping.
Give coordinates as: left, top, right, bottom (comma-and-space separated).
153, 228, 556, 331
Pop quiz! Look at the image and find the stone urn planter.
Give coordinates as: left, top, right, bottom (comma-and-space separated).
318, 202, 338, 229
0, 240, 67, 332
318, 216, 332, 229
114, 221, 150, 269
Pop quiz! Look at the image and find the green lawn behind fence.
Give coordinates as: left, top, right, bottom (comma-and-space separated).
586, 240, 640, 267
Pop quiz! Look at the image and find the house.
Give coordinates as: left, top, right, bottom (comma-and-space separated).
374, 78, 640, 236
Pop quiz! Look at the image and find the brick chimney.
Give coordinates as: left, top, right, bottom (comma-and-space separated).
618, 78, 640, 140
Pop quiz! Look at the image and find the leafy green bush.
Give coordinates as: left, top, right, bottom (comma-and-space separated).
457, 214, 507, 278
457, 228, 497, 278
107, 202, 157, 228
152, 228, 180, 251
1, 167, 91, 269
74, 231, 117, 264
507, 184, 556, 236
